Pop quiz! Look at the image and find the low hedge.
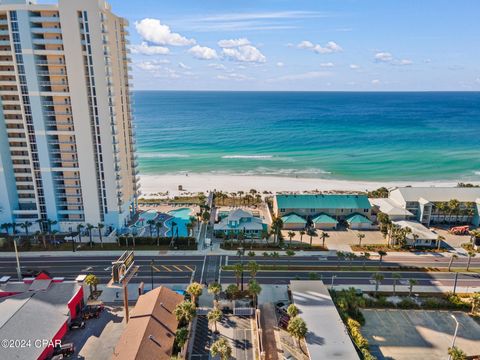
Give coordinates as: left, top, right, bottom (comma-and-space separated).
117, 236, 196, 249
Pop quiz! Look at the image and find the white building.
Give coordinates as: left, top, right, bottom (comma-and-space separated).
214, 208, 266, 238
0, 0, 138, 232
388, 187, 480, 227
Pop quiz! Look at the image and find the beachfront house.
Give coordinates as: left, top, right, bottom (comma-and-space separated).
387, 187, 480, 227
273, 194, 373, 230
214, 209, 266, 238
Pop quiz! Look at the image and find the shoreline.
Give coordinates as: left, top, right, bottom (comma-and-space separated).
138, 173, 478, 198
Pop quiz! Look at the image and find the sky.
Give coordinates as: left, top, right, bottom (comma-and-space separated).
46, 0, 480, 91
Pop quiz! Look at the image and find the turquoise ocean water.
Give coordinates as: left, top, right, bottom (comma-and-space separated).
133, 91, 480, 182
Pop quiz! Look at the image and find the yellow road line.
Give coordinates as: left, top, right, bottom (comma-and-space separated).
184, 265, 194, 272
173, 265, 183, 272
161, 265, 172, 272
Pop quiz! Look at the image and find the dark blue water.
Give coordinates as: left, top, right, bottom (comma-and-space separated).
133, 91, 480, 181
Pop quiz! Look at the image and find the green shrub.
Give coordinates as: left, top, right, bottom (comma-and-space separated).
397, 298, 419, 309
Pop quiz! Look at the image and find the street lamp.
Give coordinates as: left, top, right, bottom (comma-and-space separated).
448, 314, 459, 360
238, 246, 245, 291
69, 227, 75, 253
331, 275, 337, 290
13, 237, 22, 281
150, 259, 155, 291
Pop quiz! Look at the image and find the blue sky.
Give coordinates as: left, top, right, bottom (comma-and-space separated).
47, 0, 480, 90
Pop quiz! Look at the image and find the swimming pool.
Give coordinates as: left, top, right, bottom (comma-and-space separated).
165, 208, 192, 237
135, 209, 158, 227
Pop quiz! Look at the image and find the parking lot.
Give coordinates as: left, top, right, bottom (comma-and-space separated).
63, 306, 126, 360
190, 315, 254, 360
362, 309, 480, 360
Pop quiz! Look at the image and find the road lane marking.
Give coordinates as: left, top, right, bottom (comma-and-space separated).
173, 265, 183, 272
161, 265, 172, 272
184, 265, 194, 272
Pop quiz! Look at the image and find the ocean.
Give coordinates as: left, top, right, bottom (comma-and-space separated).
133, 91, 480, 182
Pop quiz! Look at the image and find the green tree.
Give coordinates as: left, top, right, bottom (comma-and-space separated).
448, 254, 458, 272
299, 230, 305, 244
174, 301, 196, 325
85, 274, 99, 298
86, 223, 95, 247
271, 217, 284, 244
20, 221, 32, 237
307, 228, 317, 246
471, 292, 480, 314
210, 338, 232, 360
76, 224, 84, 245
155, 221, 163, 246
207, 308, 222, 333
225, 284, 239, 300
362, 252, 370, 269
378, 250, 387, 267
447, 346, 467, 360
466, 251, 476, 271
234, 263, 244, 288
320, 231, 329, 248
208, 282, 222, 302
248, 261, 259, 279
392, 273, 401, 296
287, 231, 295, 245
1, 222, 13, 235
146, 219, 155, 237
287, 317, 308, 352
357, 232, 366, 246
97, 223, 105, 248
248, 279, 262, 308
175, 327, 189, 349
186, 282, 203, 304
372, 272, 384, 294
287, 304, 299, 318
408, 279, 418, 297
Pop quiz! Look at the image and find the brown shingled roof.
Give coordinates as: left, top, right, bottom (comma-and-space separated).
112, 286, 184, 360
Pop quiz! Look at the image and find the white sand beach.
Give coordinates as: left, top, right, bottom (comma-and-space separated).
138, 173, 473, 198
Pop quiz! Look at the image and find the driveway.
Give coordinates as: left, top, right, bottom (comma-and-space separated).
362, 309, 480, 360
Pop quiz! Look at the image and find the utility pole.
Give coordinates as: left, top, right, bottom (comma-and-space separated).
150, 259, 154, 291
453, 272, 459, 294
14, 237, 22, 281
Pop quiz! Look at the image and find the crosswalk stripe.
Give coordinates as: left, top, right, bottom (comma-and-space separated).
161, 265, 172, 272
173, 265, 183, 272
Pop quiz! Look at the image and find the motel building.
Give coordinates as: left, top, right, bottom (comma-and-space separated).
273, 194, 374, 230
0, 271, 84, 360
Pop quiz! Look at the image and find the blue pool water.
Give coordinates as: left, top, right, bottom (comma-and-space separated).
135, 209, 158, 227
165, 208, 192, 237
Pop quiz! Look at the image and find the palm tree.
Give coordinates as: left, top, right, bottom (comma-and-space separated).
85, 274, 99, 298
248, 279, 262, 308
248, 261, 259, 280
408, 279, 418, 297
146, 219, 155, 237
466, 251, 476, 271
20, 221, 32, 237
86, 223, 95, 247
271, 217, 284, 244
392, 273, 401, 296
175, 328, 189, 350
357, 232, 365, 246
320, 231, 329, 248
210, 338, 232, 360
336, 251, 345, 269
1, 223, 12, 235
174, 301, 196, 325
307, 228, 316, 246
362, 252, 370, 269
287, 231, 295, 245
208, 282, 222, 302
378, 250, 387, 267
155, 221, 163, 246
471, 292, 480, 314
298, 230, 305, 244
51, 230, 59, 246
372, 272, 384, 294
448, 254, 458, 272
97, 223, 105, 248
76, 224, 84, 244
287, 304, 299, 318
234, 263, 243, 288
186, 282, 203, 305
207, 308, 222, 333
287, 316, 308, 352
46, 219, 57, 234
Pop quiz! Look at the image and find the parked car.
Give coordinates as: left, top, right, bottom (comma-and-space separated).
69, 318, 85, 330
81, 304, 104, 319
53, 343, 75, 357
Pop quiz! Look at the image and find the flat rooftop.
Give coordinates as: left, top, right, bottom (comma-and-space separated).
289, 280, 359, 360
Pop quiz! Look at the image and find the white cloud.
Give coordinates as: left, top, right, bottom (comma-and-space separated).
375, 52, 412, 66
216, 72, 252, 81
218, 38, 251, 48
349, 64, 360, 69
371, 79, 381, 85
270, 71, 332, 82
188, 45, 218, 60
136, 60, 163, 71
298, 40, 342, 54
276, 62, 284, 67
222, 45, 266, 63
208, 63, 226, 70
320, 62, 334, 67
178, 62, 191, 70
135, 18, 195, 46
130, 41, 170, 55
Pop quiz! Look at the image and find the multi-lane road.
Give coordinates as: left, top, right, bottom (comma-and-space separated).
1, 254, 479, 289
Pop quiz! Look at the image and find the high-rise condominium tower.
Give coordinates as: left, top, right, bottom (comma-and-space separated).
0, 0, 138, 232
